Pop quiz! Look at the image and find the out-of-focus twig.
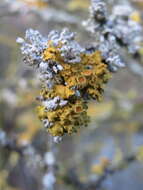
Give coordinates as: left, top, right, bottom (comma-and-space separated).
61, 154, 137, 190
0, 130, 25, 156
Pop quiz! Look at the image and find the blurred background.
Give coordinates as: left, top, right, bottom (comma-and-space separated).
0, 0, 143, 190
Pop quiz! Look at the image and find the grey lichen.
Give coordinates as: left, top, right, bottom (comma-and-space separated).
83, 0, 143, 72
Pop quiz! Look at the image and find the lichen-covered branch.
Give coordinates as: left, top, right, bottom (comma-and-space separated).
83, 0, 143, 71
17, 28, 112, 139
61, 154, 137, 190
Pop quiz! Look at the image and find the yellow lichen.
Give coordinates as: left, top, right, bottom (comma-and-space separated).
130, 11, 141, 23
37, 99, 89, 136
19, 0, 48, 8
67, 0, 90, 11
91, 157, 110, 175
37, 43, 111, 136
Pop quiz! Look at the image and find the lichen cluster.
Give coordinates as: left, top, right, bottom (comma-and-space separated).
38, 46, 110, 136
17, 28, 111, 137
83, 0, 143, 72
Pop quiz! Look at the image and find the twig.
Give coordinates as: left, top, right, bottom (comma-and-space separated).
61, 154, 137, 190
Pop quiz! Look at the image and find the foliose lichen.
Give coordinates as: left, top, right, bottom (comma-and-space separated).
83, 0, 143, 72
17, 28, 111, 137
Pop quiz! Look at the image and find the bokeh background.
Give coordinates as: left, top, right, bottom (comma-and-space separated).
0, 0, 143, 190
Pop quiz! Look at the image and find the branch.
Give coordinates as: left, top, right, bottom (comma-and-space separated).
61, 154, 137, 190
